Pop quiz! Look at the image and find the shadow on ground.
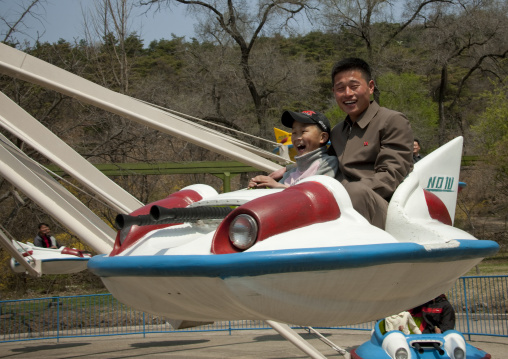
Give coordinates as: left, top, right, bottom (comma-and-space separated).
253, 331, 334, 342
11, 342, 91, 353
130, 339, 209, 348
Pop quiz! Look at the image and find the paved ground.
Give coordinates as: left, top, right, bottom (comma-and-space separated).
0, 329, 506, 358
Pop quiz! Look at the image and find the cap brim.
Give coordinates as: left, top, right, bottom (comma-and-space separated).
281, 111, 316, 129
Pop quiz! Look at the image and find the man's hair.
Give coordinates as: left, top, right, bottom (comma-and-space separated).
38, 222, 49, 229
414, 138, 421, 146
331, 58, 372, 86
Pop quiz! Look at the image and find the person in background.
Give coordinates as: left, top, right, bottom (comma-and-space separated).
33, 223, 59, 249
248, 110, 338, 189
413, 138, 424, 163
385, 311, 422, 335
409, 294, 456, 334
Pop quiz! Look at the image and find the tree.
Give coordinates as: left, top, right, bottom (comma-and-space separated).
140, 0, 316, 138
0, 0, 47, 46
377, 72, 439, 151
318, 0, 451, 60
472, 80, 508, 167
419, 0, 508, 145
454, 80, 508, 244
318, 0, 453, 102
83, 0, 144, 93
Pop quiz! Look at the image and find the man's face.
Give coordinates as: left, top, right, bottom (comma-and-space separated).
39, 225, 51, 236
332, 70, 375, 121
413, 141, 420, 155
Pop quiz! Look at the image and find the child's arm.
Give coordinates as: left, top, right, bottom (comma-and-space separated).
406, 312, 422, 334
248, 175, 288, 189
268, 167, 287, 181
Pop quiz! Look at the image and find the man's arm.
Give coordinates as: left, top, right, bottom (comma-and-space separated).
359, 112, 413, 199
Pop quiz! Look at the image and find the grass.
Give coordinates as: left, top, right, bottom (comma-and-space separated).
465, 254, 508, 276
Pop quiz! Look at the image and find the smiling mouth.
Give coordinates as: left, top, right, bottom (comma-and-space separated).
296, 144, 306, 151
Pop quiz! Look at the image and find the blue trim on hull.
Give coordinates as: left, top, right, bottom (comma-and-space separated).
88, 240, 499, 278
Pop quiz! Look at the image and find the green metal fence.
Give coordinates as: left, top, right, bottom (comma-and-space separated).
1, 276, 506, 343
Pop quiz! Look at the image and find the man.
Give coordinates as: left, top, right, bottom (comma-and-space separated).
413, 138, 423, 163
329, 58, 413, 229
34, 223, 58, 248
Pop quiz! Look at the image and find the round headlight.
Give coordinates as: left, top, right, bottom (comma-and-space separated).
229, 214, 258, 250
395, 347, 409, 359
454, 347, 465, 359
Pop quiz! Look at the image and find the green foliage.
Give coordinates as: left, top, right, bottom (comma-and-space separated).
472, 81, 508, 153
324, 106, 346, 127
277, 31, 341, 62
377, 72, 439, 151
133, 36, 187, 78
377, 72, 438, 126
472, 81, 508, 201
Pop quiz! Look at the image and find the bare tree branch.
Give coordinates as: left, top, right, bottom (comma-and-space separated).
1, 0, 46, 43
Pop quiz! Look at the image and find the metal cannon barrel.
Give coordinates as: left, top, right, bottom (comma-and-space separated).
150, 205, 232, 221
115, 206, 233, 230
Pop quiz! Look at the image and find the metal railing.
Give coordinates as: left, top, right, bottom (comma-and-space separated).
1, 276, 506, 343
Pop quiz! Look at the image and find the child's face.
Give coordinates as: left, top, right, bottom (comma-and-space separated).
291, 122, 328, 156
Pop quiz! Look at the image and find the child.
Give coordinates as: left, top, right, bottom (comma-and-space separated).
385, 311, 422, 335
248, 110, 338, 189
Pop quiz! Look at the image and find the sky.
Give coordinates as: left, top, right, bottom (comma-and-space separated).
0, 0, 197, 47
1, 0, 406, 47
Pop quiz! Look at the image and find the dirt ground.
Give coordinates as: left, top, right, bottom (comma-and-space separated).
0, 329, 506, 358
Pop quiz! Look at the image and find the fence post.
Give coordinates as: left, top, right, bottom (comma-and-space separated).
229, 321, 232, 335
143, 312, 146, 338
462, 277, 471, 341
56, 296, 60, 342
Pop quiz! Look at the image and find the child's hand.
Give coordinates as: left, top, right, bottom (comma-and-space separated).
248, 175, 287, 189
268, 167, 286, 181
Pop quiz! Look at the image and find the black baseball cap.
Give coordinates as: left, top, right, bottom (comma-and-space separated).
281, 110, 331, 134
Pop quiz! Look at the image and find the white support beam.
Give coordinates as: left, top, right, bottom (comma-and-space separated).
265, 320, 327, 359
0, 43, 282, 173
0, 133, 115, 254
0, 226, 41, 277
0, 92, 142, 215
